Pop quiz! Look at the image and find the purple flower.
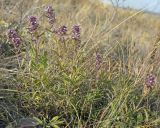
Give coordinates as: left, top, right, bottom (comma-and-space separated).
45, 6, 56, 25
28, 16, 39, 33
96, 52, 102, 70
72, 25, 80, 41
29, 16, 37, 23
145, 74, 156, 88
7, 29, 21, 47
12, 37, 21, 46
8, 29, 17, 38
56, 25, 67, 36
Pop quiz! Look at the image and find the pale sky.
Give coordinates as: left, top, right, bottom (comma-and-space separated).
102, 0, 160, 13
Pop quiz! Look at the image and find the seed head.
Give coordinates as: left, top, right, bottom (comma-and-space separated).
96, 52, 102, 70
72, 25, 80, 41
7, 29, 21, 47
45, 6, 56, 25
56, 25, 67, 36
28, 16, 39, 33
145, 74, 156, 88
7, 29, 17, 38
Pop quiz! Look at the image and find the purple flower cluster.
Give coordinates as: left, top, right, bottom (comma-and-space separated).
45, 6, 56, 25
56, 25, 67, 36
7, 6, 82, 48
72, 25, 80, 41
44, 6, 81, 41
96, 52, 102, 70
145, 74, 156, 88
28, 16, 39, 33
7, 29, 21, 47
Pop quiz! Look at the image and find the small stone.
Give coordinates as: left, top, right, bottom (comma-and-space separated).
18, 118, 38, 128
0, 120, 7, 128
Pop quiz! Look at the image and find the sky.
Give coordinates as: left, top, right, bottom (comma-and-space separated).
102, 0, 160, 13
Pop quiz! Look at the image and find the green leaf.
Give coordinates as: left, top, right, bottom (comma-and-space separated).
53, 125, 60, 128
137, 112, 143, 123
33, 117, 43, 125
144, 109, 149, 122
49, 116, 63, 127
50, 116, 59, 122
